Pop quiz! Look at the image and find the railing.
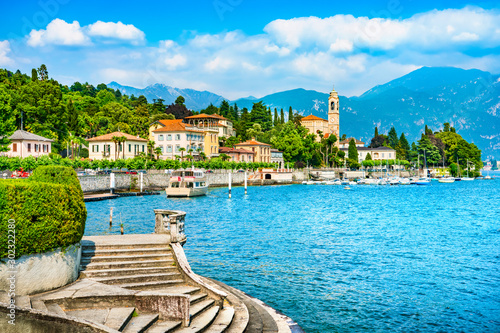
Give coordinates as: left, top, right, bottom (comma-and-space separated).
154, 209, 186, 244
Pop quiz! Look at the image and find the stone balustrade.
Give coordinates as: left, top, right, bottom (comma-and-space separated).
154, 209, 187, 244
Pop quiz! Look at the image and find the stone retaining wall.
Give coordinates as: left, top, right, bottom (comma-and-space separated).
0, 243, 81, 296
79, 174, 170, 193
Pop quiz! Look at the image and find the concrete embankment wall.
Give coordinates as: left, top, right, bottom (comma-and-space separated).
79, 170, 305, 193
0, 243, 81, 295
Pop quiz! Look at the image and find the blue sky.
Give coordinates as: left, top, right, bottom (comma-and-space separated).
1, 0, 500, 99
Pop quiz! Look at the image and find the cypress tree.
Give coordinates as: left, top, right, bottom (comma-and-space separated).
348, 139, 358, 162
274, 108, 278, 127
280, 108, 285, 124
388, 126, 399, 148
374, 127, 379, 137
288, 106, 293, 122
31, 68, 38, 81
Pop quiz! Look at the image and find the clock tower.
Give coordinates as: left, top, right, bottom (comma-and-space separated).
328, 85, 340, 143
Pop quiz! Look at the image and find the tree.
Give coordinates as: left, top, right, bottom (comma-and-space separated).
443, 122, 450, 132
388, 127, 399, 149
288, 106, 293, 122
280, 108, 285, 124
175, 96, 185, 106
219, 100, 230, 118
348, 139, 358, 162
31, 68, 38, 81
67, 99, 79, 135
111, 136, 120, 160
374, 127, 379, 137
220, 153, 230, 162
154, 146, 162, 160
250, 101, 272, 131
147, 140, 155, 159
274, 108, 278, 127
37, 64, 48, 81
0, 85, 16, 152
165, 103, 192, 119
246, 123, 263, 140
365, 153, 372, 160
417, 135, 441, 165
179, 147, 186, 161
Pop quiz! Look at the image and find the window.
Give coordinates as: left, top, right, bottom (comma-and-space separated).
27, 143, 31, 152
175, 134, 181, 141
159, 146, 164, 153
142, 145, 145, 152
175, 145, 180, 152
388, 153, 392, 158
128, 144, 132, 152
382, 153, 385, 158
167, 134, 172, 141
167, 145, 172, 153
13, 143, 17, 152
92, 145, 99, 153
158, 135, 164, 141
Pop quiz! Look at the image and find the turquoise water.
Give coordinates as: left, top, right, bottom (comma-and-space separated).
85, 180, 500, 332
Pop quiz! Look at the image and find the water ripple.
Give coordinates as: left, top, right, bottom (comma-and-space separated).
85, 181, 500, 332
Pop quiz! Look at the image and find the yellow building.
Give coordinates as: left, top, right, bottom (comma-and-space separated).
300, 115, 329, 141
88, 131, 148, 160
300, 85, 340, 144
149, 119, 219, 159
234, 139, 271, 163
184, 113, 236, 138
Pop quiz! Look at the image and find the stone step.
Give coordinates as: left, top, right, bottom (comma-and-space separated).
46, 303, 67, 317
81, 266, 178, 278
189, 292, 207, 305
92, 272, 183, 285
82, 247, 171, 258
31, 299, 48, 312
15, 295, 31, 309
66, 308, 109, 324
190, 299, 215, 319
204, 306, 235, 333
82, 241, 169, 251
123, 314, 159, 333
177, 306, 220, 333
145, 320, 182, 333
81, 253, 173, 264
81, 259, 174, 271
118, 279, 185, 291
154, 285, 201, 296
104, 307, 136, 331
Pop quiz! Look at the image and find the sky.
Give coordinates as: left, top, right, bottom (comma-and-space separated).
1, 0, 500, 99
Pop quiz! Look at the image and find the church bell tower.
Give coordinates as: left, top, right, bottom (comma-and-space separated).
328, 85, 340, 143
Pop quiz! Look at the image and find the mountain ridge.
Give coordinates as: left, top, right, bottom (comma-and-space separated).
109, 67, 500, 158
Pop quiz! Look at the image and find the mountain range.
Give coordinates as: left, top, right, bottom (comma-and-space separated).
109, 67, 500, 158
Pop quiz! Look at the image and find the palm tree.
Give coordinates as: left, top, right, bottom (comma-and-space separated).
179, 147, 186, 162
154, 147, 162, 160
147, 140, 155, 160
188, 148, 194, 160
117, 136, 127, 159
199, 152, 206, 161
111, 136, 120, 160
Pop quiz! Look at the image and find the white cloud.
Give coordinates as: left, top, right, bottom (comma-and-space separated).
0, 40, 14, 66
264, 6, 500, 53
26, 19, 144, 47
27, 19, 90, 47
164, 54, 187, 70
87, 21, 145, 44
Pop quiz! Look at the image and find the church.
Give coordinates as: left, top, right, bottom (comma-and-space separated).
300, 86, 340, 144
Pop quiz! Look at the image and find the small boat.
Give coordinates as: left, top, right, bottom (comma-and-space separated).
399, 178, 411, 185
378, 179, 388, 185
349, 181, 357, 186
388, 178, 400, 185
438, 177, 455, 183
344, 186, 351, 190
416, 178, 431, 185
460, 177, 474, 181
166, 169, 208, 197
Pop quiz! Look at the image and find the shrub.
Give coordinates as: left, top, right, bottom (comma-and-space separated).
0, 166, 86, 258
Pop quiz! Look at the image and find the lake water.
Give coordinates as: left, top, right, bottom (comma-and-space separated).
85, 179, 500, 332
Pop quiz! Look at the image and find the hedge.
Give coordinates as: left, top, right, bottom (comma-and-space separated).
0, 166, 86, 259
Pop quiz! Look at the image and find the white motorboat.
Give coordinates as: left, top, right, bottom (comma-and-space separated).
415, 178, 431, 185
166, 169, 208, 197
460, 177, 474, 181
438, 177, 455, 183
399, 178, 411, 185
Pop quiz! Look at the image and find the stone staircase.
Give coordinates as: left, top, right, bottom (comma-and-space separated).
1, 235, 302, 333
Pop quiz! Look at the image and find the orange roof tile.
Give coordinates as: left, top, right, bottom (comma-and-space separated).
234, 139, 271, 147
301, 114, 327, 121
185, 113, 228, 120
339, 137, 365, 144
87, 131, 148, 142
219, 147, 255, 154
153, 120, 205, 133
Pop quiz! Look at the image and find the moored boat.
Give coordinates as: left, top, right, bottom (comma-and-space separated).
415, 178, 431, 185
438, 177, 455, 183
166, 169, 208, 197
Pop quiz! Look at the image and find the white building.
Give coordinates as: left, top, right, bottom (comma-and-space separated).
3, 130, 53, 158
87, 131, 148, 160
340, 146, 396, 162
